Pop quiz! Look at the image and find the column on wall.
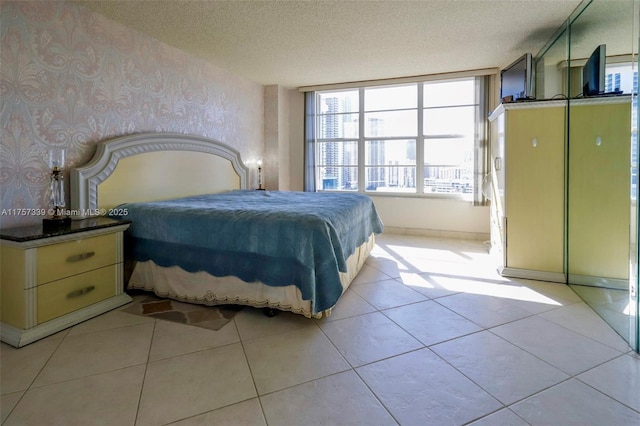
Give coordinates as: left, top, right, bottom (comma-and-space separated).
264, 85, 291, 190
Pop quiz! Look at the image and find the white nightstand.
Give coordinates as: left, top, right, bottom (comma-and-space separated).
0, 217, 132, 347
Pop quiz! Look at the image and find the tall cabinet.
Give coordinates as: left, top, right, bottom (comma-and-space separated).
489, 101, 566, 282
488, 96, 632, 284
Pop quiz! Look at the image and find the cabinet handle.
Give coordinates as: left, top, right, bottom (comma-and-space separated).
66, 252, 95, 262
67, 286, 96, 299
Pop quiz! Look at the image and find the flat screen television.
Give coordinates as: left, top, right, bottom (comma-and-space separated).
500, 53, 533, 103
582, 44, 606, 97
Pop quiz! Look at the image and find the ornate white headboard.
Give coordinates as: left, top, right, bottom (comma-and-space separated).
71, 133, 249, 212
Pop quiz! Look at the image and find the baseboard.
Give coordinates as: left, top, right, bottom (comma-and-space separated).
383, 226, 489, 241
568, 274, 628, 290
501, 267, 566, 283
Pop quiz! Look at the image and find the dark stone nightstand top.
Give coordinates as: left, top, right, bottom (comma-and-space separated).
0, 217, 132, 243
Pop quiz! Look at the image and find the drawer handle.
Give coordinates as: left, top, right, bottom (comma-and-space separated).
67, 286, 96, 299
66, 252, 95, 262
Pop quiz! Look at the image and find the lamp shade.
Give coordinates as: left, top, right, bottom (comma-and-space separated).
48, 148, 65, 170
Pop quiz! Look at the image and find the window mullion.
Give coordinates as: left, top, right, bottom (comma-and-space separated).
417, 83, 425, 195
314, 100, 321, 189
358, 88, 366, 192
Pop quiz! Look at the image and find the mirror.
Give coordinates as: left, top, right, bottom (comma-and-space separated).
568, 0, 636, 98
631, 0, 639, 352
567, 0, 637, 348
534, 24, 569, 100
533, 0, 638, 350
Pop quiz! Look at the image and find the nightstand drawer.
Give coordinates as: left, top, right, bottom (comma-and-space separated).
37, 233, 117, 285
37, 265, 117, 324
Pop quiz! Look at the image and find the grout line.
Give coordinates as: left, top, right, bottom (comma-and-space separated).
317, 307, 405, 424
460, 407, 534, 426
574, 362, 640, 415
0, 333, 66, 425
234, 319, 269, 425
133, 318, 157, 425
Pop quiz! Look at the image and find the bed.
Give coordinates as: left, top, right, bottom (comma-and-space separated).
71, 133, 383, 318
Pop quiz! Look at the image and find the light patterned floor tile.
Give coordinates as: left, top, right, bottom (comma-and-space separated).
577, 353, 640, 412
540, 302, 631, 352
234, 307, 315, 342
406, 259, 505, 282
491, 316, 623, 375
319, 311, 423, 367
350, 264, 395, 285
4, 365, 144, 426
382, 300, 482, 346
431, 331, 568, 405
436, 291, 533, 328
490, 283, 575, 315
260, 371, 397, 426
511, 278, 583, 304
357, 348, 502, 425
0, 335, 64, 394
511, 379, 640, 425
149, 318, 240, 361
314, 289, 376, 323
365, 256, 403, 278
67, 308, 155, 336
169, 398, 266, 426
468, 408, 529, 426
1, 392, 23, 423
32, 322, 154, 387
136, 343, 256, 426
243, 326, 350, 395
395, 271, 460, 299
382, 244, 471, 263
430, 276, 568, 316
351, 278, 427, 310
569, 285, 630, 340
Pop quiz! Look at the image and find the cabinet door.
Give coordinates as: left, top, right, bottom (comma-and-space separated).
489, 115, 506, 269
37, 265, 116, 324
505, 107, 565, 273
568, 102, 630, 281
37, 233, 117, 285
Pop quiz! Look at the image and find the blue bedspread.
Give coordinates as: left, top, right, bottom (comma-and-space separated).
112, 190, 383, 313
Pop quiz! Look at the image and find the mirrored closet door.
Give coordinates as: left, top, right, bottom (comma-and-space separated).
565, 0, 638, 351
533, 0, 638, 351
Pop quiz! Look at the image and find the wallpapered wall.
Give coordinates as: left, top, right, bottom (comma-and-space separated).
0, 1, 264, 227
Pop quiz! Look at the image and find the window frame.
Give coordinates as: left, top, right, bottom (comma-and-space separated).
310, 75, 489, 201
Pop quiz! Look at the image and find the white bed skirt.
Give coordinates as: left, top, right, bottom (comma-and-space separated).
127, 234, 375, 318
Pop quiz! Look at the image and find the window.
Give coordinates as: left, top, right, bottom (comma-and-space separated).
312, 77, 487, 200
605, 63, 634, 94
603, 63, 638, 200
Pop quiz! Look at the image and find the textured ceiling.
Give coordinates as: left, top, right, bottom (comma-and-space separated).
75, 0, 585, 88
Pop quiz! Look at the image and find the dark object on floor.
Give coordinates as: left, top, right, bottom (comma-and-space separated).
263, 307, 278, 317
122, 292, 243, 331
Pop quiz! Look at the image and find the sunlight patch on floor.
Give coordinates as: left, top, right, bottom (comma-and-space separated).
400, 273, 564, 307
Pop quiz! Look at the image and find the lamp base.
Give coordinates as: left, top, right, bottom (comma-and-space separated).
42, 216, 71, 232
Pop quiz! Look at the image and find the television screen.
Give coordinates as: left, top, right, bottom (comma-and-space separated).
500, 53, 533, 102
583, 44, 606, 97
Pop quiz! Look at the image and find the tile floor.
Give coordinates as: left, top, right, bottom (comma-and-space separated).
570, 284, 631, 342
2, 233, 640, 425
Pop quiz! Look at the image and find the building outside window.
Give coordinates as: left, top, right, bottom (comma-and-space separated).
603, 63, 638, 200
